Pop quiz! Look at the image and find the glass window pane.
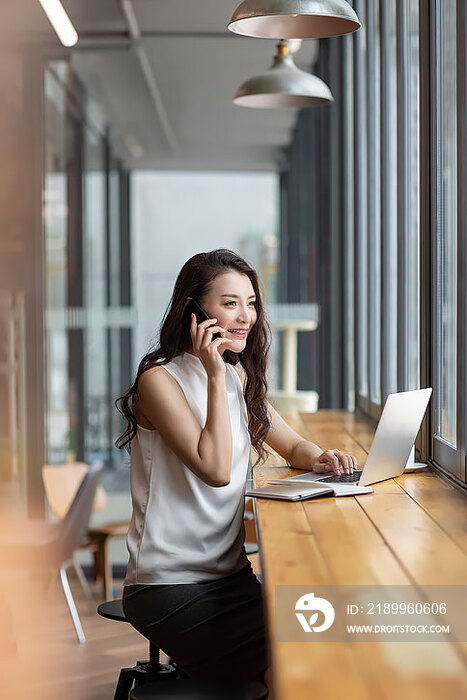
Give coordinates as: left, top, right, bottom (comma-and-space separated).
435, 0, 457, 445
402, 0, 421, 391
382, 0, 398, 396
83, 126, 108, 464
367, 0, 382, 404
355, 0, 368, 398
44, 64, 70, 462
343, 31, 355, 410
108, 159, 123, 466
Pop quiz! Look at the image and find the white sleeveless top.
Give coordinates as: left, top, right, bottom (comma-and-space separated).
123, 352, 251, 585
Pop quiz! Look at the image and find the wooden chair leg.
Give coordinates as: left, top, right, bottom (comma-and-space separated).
93, 547, 102, 582
104, 538, 113, 599
93, 539, 106, 600
96, 536, 113, 600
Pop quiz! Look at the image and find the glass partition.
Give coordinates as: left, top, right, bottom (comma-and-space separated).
43, 61, 132, 470
83, 124, 108, 464
44, 63, 70, 462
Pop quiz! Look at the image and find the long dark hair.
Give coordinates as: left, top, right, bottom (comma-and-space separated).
115, 249, 271, 464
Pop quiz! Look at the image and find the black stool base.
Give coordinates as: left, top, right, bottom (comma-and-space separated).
114, 661, 179, 700
129, 678, 269, 700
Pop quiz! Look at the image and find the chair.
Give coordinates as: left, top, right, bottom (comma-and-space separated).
42, 462, 106, 609
43, 462, 129, 600
97, 599, 268, 700
0, 462, 102, 644
42, 462, 107, 521
244, 499, 258, 556
88, 519, 130, 599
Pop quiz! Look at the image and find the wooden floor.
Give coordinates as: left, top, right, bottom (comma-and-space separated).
0, 552, 262, 700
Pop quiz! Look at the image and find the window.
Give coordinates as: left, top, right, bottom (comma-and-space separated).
399, 0, 421, 391
432, 0, 460, 476
381, 0, 398, 398
367, 0, 382, 405
44, 63, 71, 461
355, 0, 369, 401
435, 0, 457, 446
279, 0, 467, 488
343, 29, 355, 410
43, 61, 132, 468
355, 0, 385, 414
83, 125, 108, 464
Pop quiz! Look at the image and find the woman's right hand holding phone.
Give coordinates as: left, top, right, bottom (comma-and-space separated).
190, 313, 232, 377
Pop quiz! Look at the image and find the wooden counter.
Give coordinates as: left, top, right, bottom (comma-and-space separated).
252, 410, 467, 700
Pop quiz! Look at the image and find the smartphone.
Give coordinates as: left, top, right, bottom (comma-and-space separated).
189, 299, 222, 340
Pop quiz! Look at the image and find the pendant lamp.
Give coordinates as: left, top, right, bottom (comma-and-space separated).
233, 40, 333, 108
228, 0, 361, 39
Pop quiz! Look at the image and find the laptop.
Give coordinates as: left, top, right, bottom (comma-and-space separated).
274, 388, 432, 490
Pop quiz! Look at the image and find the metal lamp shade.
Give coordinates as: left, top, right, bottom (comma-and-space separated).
233, 53, 333, 108
228, 0, 361, 39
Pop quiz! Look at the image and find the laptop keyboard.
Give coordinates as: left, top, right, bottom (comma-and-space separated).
319, 470, 362, 484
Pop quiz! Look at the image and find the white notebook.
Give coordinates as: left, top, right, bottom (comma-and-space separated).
245, 481, 334, 501
266, 476, 374, 497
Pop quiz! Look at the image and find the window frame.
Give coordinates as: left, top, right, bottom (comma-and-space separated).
461, 0, 467, 484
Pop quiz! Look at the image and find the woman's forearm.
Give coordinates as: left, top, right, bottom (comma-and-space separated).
289, 438, 357, 475
288, 438, 323, 471
197, 374, 233, 486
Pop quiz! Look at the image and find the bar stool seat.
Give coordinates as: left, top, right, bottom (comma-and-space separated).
97, 598, 126, 621
129, 678, 268, 699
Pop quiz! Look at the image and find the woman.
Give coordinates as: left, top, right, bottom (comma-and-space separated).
116, 249, 357, 689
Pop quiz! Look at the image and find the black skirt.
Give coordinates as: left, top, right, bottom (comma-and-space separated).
122, 561, 270, 682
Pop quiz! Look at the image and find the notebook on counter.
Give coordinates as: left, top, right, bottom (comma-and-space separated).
246, 479, 373, 501
264, 479, 374, 497
245, 481, 334, 501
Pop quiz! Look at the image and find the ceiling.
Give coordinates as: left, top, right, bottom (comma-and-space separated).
4, 1, 320, 171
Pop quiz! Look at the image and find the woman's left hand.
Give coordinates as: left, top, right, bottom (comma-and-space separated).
312, 449, 358, 476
